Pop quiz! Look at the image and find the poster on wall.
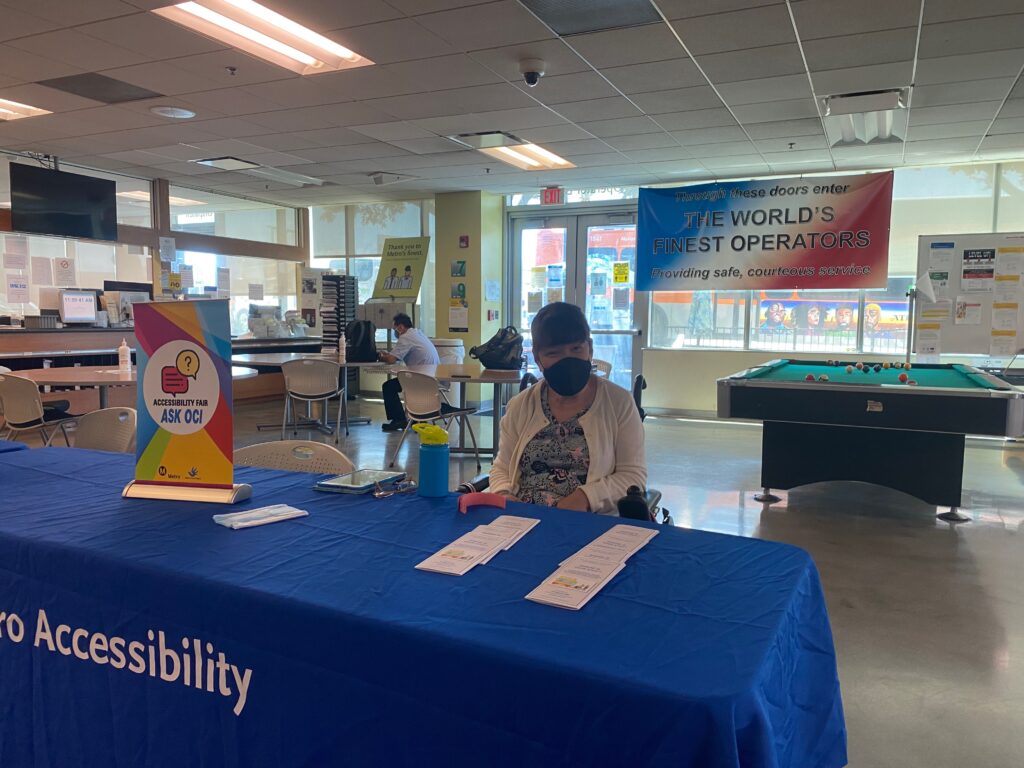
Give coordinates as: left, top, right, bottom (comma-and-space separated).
6, 276, 29, 303
31, 257, 52, 285
961, 248, 995, 291
637, 172, 893, 291
372, 237, 430, 299
130, 300, 237, 494
54, 257, 77, 287
299, 267, 323, 328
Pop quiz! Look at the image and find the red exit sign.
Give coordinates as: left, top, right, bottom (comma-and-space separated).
541, 186, 564, 205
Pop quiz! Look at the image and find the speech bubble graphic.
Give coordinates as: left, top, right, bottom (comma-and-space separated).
161, 366, 189, 396
176, 349, 200, 378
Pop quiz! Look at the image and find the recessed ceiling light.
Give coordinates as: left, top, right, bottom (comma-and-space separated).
150, 105, 196, 119
478, 143, 575, 171
0, 97, 51, 121
193, 156, 261, 171
152, 0, 373, 76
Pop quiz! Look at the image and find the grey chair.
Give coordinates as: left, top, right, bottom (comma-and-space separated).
389, 370, 480, 470
0, 373, 75, 446
280, 359, 344, 442
72, 408, 136, 452
235, 440, 354, 474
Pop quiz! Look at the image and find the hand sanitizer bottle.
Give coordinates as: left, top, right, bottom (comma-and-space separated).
118, 338, 132, 373
338, 332, 347, 364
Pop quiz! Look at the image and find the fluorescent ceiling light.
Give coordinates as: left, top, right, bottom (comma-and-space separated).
153, 0, 372, 75
117, 190, 206, 206
478, 143, 575, 171
0, 97, 51, 121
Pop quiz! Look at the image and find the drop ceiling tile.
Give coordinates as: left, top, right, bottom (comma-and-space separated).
919, 16, 1024, 58
744, 118, 826, 139
467, 39, 590, 81
923, 0, 1024, 23
0, 82, 102, 112
913, 78, 1016, 108
760, 148, 833, 163
754, 133, 828, 152
283, 127, 377, 148
802, 28, 917, 71
349, 122, 436, 141
994, 99, 1024, 118
688, 141, 761, 158
329, 18, 457, 64
979, 133, 1024, 150
909, 102, 1002, 125
701, 156, 770, 171
383, 54, 504, 94
515, 123, 595, 143
540, 139, 618, 156
623, 147, 696, 162
387, 137, 463, 154
571, 152, 634, 168
242, 151, 317, 167
731, 98, 819, 123
100, 62, 216, 97
790, 0, 920, 39
717, 74, 812, 105
59, 105, 167, 133
172, 51, 297, 89
673, 5, 796, 55
602, 58, 706, 95
989, 117, 1024, 135
656, 0, 781, 20
411, 106, 563, 135
188, 117, 271, 139
578, 115, 663, 138
0, 44, 84, 84
78, 12, 226, 59
531, 72, 618, 104
904, 137, 981, 154
603, 133, 680, 151
695, 43, 805, 83
287, 143, 414, 163
240, 133, 325, 152
178, 88, 287, 117
550, 97, 642, 122
566, 24, 684, 69
89, 123, 224, 150
274, 0, 402, 30
0, 4, 60, 41
671, 124, 750, 145
256, 102, 398, 130
16, 0, 137, 26
631, 86, 724, 115
414, 1, 556, 51
905, 120, 992, 140
365, 82, 535, 120
8, 29, 148, 71
811, 62, 913, 95
140, 144, 209, 161
653, 108, 738, 131
916, 50, 1024, 85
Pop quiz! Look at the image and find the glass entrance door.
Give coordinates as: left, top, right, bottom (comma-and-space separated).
512, 211, 644, 389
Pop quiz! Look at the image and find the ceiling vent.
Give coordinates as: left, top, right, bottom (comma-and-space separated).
37, 73, 163, 104
821, 88, 910, 147
244, 165, 324, 187
370, 172, 418, 186
446, 131, 522, 150
193, 156, 261, 171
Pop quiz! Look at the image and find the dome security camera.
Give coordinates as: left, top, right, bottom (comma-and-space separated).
519, 58, 546, 88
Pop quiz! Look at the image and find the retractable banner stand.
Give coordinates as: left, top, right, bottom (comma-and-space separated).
637, 171, 893, 291
123, 299, 251, 503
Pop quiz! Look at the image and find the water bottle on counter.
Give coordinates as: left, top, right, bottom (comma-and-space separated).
118, 338, 132, 373
413, 424, 450, 497
338, 332, 347, 364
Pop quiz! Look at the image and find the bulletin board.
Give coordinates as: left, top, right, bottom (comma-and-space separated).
915, 232, 1024, 356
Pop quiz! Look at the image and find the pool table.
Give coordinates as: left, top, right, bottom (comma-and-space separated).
717, 359, 1024, 521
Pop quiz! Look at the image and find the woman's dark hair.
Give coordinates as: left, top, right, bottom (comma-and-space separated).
531, 302, 590, 353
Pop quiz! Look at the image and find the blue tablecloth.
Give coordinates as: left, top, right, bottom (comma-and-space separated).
0, 448, 846, 768
0, 439, 28, 454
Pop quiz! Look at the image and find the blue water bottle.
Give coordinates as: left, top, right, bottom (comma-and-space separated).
414, 425, 450, 497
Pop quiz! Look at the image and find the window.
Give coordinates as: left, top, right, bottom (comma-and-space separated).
169, 186, 298, 246
650, 291, 747, 348
750, 290, 861, 353
310, 204, 346, 267
997, 161, 1024, 232
508, 187, 639, 207
863, 276, 912, 355
352, 202, 421, 253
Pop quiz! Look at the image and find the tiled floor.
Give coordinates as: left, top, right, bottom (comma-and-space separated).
23, 396, 1024, 767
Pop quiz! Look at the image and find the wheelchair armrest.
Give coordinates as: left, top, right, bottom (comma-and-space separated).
457, 474, 491, 494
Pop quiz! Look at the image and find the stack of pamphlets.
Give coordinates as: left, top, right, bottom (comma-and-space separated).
526, 525, 658, 610
213, 505, 309, 530
415, 515, 540, 575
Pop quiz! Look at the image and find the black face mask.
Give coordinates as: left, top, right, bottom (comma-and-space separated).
542, 357, 592, 397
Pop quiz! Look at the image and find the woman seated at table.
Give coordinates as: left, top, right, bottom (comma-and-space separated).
490, 302, 646, 515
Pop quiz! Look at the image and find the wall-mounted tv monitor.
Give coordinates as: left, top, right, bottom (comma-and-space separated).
59, 290, 98, 324
10, 163, 118, 242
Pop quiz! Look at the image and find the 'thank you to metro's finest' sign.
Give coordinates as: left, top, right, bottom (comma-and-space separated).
124, 299, 250, 503
637, 172, 893, 291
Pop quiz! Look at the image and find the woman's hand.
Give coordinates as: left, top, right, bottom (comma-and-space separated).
556, 489, 590, 512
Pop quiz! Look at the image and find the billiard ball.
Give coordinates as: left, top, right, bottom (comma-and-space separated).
819, 374, 830, 382
908, 379, 918, 386
846, 365, 854, 373
882, 362, 891, 369
826, 359, 833, 366
873, 365, 882, 372
855, 362, 864, 370
904, 363, 912, 370
898, 372, 909, 383
805, 374, 815, 381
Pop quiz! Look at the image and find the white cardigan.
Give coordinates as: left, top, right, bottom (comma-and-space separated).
489, 377, 647, 515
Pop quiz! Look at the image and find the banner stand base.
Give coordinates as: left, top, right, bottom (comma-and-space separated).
122, 481, 253, 505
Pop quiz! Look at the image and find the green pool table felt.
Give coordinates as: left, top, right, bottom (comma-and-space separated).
742, 360, 1008, 390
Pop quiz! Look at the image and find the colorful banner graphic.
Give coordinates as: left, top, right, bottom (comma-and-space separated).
372, 236, 430, 299
637, 172, 893, 291
134, 300, 234, 489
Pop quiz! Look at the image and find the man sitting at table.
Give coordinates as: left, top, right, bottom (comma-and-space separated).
490, 302, 646, 514
378, 313, 441, 432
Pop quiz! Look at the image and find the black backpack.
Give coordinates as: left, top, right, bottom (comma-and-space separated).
345, 319, 377, 362
469, 326, 524, 370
